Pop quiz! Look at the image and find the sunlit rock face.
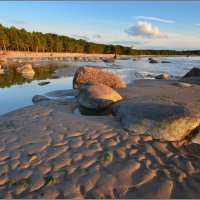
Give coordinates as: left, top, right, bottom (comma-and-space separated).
114, 100, 200, 141
78, 81, 122, 110
73, 66, 126, 89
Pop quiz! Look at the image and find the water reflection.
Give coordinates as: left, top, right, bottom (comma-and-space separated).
0, 64, 70, 88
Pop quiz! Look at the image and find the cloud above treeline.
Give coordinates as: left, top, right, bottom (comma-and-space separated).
135, 16, 174, 24
71, 34, 89, 41
93, 34, 102, 39
8, 20, 28, 24
125, 21, 167, 39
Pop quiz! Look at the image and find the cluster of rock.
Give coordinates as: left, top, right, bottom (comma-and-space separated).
3, 55, 116, 63
74, 67, 125, 110
31, 65, 200, 144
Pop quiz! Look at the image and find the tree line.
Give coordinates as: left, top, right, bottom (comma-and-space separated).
0, 24, 200, 56
0, 24, 132, 54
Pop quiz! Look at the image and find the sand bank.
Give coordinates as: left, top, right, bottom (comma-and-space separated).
0, 78, 200, 198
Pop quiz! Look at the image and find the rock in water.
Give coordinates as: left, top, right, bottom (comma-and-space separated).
161, 61, 171, 63
114, 100, 200, 141
103, 58, 115, 63
32, 95, 49, 104
155, 73, 170, 80
183, 67, 200, 77
38, 81, 50, 86
17, 63, 35, 74
73, 66, 126, 89
149, 59, 159, 64
78, 82, 122, 110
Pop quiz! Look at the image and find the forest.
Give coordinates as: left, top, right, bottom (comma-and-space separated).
0, 24, 200, 56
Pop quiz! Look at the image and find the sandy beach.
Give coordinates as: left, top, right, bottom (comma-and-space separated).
1, 68, 200, 198
1, 1, 200, 199
0, 52, 117, 64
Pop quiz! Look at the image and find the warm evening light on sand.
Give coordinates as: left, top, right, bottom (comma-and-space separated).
0, 1, 200, 199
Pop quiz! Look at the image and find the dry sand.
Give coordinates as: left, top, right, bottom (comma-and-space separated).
0, 78, 200, 198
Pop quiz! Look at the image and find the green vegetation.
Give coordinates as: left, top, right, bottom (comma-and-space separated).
18, 178, 31, 186
0, 24, 200, 55
0, 24, 133, 54
104, 153, 111, 162
27, 153, 35, 158
44, 176, 59, 185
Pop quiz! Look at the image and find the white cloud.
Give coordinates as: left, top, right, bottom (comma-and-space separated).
8, 20, 28, 24
125, 21, 167, 39
71, 34, 89, 41
135, 16, 174, 24
93, 34, 102, 39
194, 23, 200, 26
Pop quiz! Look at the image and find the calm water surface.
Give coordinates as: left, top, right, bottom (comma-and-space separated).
0, 56, 200, 115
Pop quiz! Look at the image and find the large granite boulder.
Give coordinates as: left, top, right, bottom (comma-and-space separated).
78, 82, 122, 110
183, 67, 200, 77
73, 66, 126, 89
114, 100, 200, 141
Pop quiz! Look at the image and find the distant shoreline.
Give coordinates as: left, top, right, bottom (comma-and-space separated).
0, 51, 199, 64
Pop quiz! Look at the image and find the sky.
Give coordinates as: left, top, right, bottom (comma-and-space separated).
0, 1, 200, 50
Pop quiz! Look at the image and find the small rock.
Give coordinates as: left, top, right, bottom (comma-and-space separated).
38, 81, 50, 86
155, 73, 170, 80
161, 61, 171, 63
149, 59, 159, 64
32, 95, 49, 103
103, 58, 115, 63
78, 82, 122, 110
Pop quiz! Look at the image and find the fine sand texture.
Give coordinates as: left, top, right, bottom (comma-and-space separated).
0, 79, 200, 198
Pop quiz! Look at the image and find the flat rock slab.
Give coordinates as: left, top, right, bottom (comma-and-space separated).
114, 100, 200, 141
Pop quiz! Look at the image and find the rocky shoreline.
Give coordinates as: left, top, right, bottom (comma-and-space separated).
0, 63, 200, 198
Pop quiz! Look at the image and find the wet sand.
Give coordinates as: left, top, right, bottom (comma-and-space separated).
0, 76, 200, 198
